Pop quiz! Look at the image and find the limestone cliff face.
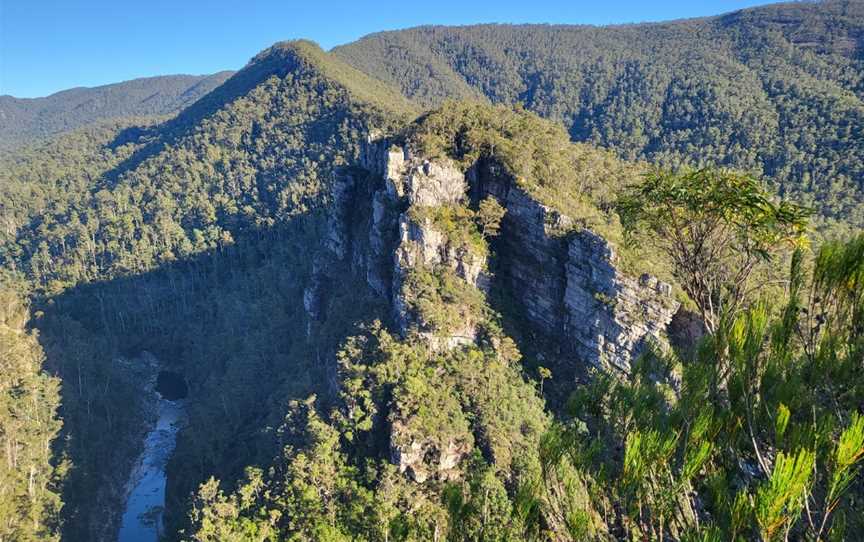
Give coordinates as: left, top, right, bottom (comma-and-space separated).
469, 158, 679, 374
318, 134, 679, 483
392, 212, 487, 350
390, 419, 471, 484
327, 137, 488, 348
325, 136, 679, 373
472, 166, 571, 335
565, 231, 677, 373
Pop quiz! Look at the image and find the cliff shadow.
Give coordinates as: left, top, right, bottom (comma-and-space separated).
466, 157, 586, 415
35, 216, 384, 541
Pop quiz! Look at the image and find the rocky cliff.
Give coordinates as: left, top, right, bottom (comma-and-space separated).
324, 138, 490, 348
307, 134, 680, 483
471, 157, 679, 373
322, 135, 679, 373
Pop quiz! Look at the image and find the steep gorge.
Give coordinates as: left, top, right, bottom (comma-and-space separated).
286, 113, 684, 507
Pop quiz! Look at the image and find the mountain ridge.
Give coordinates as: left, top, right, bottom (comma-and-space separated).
0, 72, 233, 101
7, 1, 864, 232
332, 0, 864, 228
0, 72, 234, 150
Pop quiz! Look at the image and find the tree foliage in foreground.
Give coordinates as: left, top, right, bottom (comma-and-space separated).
618, 168, 811, 333
541, 234, 864, 541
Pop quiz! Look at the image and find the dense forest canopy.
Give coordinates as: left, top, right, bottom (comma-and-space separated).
0, 40, 411, 539
0, 72, 234, 152
334, 0, 864, 231
0, 2, 863, 541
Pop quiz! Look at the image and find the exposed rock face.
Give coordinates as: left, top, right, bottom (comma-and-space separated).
474, 166, 572, 336
321, 134, 679, 483
668, 307, 707, 353
395, 215, 486, 287
565, 230, 678, 373
302, 259, 329, 338
390, 421, 470, 483
327, 137, 679, 373
338, 136, 489, 346
471, 158, 679, 374
404, 160, 467, 207
325, 170, 356, 260
392, 213, 487, 346
324, 154, 399, 300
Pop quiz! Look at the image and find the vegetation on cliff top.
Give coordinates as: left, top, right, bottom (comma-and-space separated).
403, 101, 678, 281
336, 0, 864, 230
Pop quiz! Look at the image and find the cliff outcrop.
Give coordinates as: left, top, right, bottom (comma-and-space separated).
323, 136, 679, 373
312, 134, 680, 483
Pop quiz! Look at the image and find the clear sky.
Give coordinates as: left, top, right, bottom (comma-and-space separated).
1, 0, 778, 98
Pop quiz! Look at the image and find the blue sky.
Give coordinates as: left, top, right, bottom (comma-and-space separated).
1, 0, 776, 98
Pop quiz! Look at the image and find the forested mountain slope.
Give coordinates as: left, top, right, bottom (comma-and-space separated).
0, 37, 675, 540
0, 2, 863, 541
334, 0, 864, 229
0, 39, 416, 540
0, 72, 233, 151
0, 40, 413, 289
0, 288, 62, 541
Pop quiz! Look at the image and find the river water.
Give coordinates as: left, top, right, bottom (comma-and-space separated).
117, 390, 186, 541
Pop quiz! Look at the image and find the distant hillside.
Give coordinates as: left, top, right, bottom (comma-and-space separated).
0, 72, 233, 150
334, 0, 864, 227
6, 1, 864, 227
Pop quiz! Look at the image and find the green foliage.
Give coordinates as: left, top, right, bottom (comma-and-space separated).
544, 234, 864, 541
277, 40, 418, 120
405, 102, 641, 227
336, 1, 864, 229
401, 102, 675, 279
827, 414, 864, 524
187, 398, 381, 541
755, 449, 816, 541
0, 39, 415, 538
0, 41, 404, 292
475, 197, 506, 238
3, 8, 864, 540
0, 72, 233, 151
0, 288, 64, 541
408, 204, 489, 257
402, 265, 488, 335
443, 462, 525, 541
618, 168, 811, 332
187, 317, 550, 541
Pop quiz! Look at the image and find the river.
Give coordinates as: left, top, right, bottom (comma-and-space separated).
117, 370, 187, 542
